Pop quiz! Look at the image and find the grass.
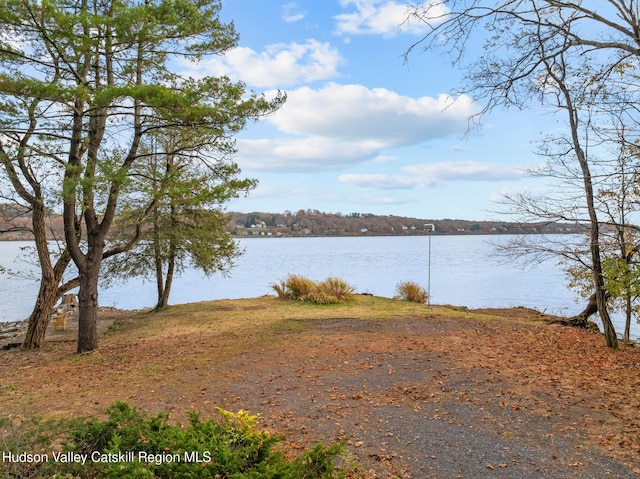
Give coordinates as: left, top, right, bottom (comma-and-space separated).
271, 275, 356, 304
394, 281, 429, 303
126, 293, 522, 333
0, 296, 548, 430
3, 295, 637, 477
0, 295, 440, 477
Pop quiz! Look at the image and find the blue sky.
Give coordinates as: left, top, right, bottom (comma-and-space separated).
195, 0, 554, 220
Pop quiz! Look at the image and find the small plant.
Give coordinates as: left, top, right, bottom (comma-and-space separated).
0, 402, 346, 479
271, 275, 355, 304
0, 415, 64, 479
394, 281, 429, 304
272, 274, 317, 300
319, 277, 356, 301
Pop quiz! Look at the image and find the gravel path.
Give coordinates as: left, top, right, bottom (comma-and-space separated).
195, 317, 638, 478
2, 309, 637, 478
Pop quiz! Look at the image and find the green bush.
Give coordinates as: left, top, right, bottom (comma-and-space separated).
0, 414, 64, 479
0, 402, 346, 479
394, 281, 429, 304
271, 275, 355, 304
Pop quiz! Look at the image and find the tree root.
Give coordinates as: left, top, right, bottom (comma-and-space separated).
546, 293, 601, 333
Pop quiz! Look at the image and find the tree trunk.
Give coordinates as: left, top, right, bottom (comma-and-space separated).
571, 292, 598, 325
77, 260, 100, 353
155, 195, 176, 311
549, 60, 618, 349
156, 254, 175, 310
153, 216, 165, 307
22, 201, 76, 349
624, 293, 631, 344
22, 272, 80, 349
550, 292, 600, 329
22, 201, 55, 349
22, 281, 59, 349
155, 268, 165, 308
595, 275, 618, 348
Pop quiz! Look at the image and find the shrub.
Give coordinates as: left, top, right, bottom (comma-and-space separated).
301, 290, 341, 305
271, 274, 317, 300
0, 402, 346, 479
0, 414, 64, 479
271, 275, 355, 304
318, 277, 356, 301
394, 281, 429, 304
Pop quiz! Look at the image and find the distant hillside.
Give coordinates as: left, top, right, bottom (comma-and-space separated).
0, 203, 64, 241
228, 210, 584, 237
0, 204, 584, 240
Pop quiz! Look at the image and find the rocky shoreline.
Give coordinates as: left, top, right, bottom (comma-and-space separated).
0, 305, 131, 350
0, 319, 29, 343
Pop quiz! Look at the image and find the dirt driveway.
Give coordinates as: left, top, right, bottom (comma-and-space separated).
1, 301, 639, 478
190, 315, 639, 478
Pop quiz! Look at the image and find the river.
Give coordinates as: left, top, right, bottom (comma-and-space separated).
0, 235, 636, 339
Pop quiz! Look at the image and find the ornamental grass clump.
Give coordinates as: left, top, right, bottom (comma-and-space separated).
318, 277, 355, 301
394, 281, 429, 304
271, 275, 355, 304
271, 274, 316, 300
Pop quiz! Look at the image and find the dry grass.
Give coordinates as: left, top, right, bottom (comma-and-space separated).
0, 295, 436, 420
1, 296, 639, 477
394, 280, 429, 303
271, 275, 355, 304
0, 296, 588, 423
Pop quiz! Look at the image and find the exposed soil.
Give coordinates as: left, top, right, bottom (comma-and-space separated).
1, 303, 639, 478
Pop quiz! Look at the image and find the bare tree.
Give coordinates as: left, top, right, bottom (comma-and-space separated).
542, 43, 618, 348
406, 1, 640, 348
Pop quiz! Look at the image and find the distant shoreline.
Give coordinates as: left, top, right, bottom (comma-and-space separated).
0, 207, 585, 241
0, 230, 582, 242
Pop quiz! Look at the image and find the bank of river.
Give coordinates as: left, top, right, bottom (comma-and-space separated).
1, 235, 636, 339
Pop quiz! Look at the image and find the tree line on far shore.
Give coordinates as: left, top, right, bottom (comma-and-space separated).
229, 210, 585, 237
1, 204, 585, 241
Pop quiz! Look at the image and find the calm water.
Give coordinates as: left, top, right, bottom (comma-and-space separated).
1, 236, 636, 338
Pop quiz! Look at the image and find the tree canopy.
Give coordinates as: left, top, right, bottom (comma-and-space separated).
406, 1, 640, 348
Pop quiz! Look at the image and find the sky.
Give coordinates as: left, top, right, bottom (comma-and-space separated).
192, 0, 556, 220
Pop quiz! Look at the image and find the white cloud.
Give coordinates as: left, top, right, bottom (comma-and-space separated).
236, 137, 382, 172
180, 40, 343, 88
339, 161, 526, 189
236, 84, 480, 173
403, 161, 526, 181
343, 193, 414, 206
339, 173, 429, 189
335, 0, 449, 38
371, 154, 398, 164
282, 2, 306, 23
267, 83, 478, 146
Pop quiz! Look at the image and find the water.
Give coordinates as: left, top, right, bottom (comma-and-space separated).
0, 235, 636, 339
